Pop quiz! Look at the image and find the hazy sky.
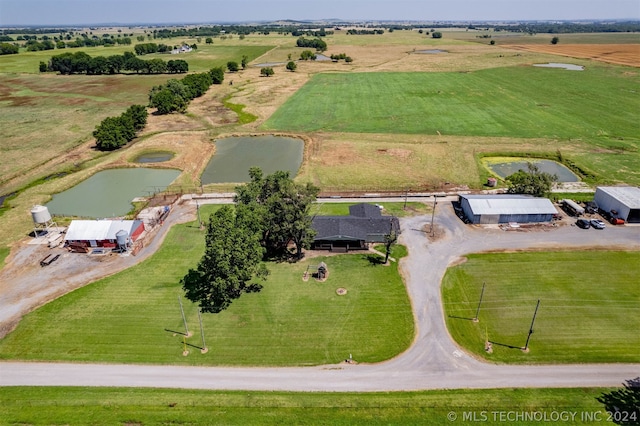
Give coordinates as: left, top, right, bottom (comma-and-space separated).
1, 0, 639, 26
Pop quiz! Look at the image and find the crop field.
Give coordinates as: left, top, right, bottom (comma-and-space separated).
0, 386, 616, 425
263, 66, 639, 140
442, 251, 640, 364
0, 209, 414, 365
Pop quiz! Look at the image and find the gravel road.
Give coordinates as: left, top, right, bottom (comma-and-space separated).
0, 201, 638, 391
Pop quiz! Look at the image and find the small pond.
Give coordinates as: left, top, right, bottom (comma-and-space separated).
133, 151, 175, 163
486, 159, 579, 182
533, 63, 584, 71
415, 49, 447, 54
201, 135, 304, 184
254, 62, 285, 67
47, 168, 181, 218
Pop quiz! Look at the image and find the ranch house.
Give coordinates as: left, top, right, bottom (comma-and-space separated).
311, 203, 399, 252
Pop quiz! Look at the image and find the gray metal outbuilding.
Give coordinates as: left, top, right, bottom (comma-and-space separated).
459, 195, 557, 224
594, 186, 640, 223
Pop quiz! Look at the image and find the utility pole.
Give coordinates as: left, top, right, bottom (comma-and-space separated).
198, 308, 208, 354
403, 188, 408, 210
196, 200, 203, 230
473, 282, 486, 322
523, 299, 540, 352
178, 295, 191, 337
430, 195, 438, 236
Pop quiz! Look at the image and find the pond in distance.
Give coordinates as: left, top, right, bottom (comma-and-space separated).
485, 159, 579, 182
47, 168, 180, 218
133, 151, 174, 163
201, 135, 304, 184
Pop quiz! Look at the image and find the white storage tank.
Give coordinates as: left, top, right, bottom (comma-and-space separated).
31, 205, 52, 224
116, 230, 129, 248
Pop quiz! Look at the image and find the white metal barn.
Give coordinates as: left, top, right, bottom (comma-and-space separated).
460, 195, 557, 224
594, 186, 640, 223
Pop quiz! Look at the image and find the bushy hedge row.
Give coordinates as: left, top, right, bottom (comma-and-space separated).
93, 105, 148, 151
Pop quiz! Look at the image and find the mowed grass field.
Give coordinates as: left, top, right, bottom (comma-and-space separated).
0, 207, 414, 365
0, 386, 617, 425
263, 66, 640, 141
442, 251, 640, 364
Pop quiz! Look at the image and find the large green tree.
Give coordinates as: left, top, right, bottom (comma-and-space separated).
181, 205, 268, 314
235, 168, 319, 259
505, 162, 557, 197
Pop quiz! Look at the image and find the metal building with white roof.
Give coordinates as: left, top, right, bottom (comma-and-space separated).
64, 220, 145, 248
459, 194, 557, 224
594, 186, 640, 223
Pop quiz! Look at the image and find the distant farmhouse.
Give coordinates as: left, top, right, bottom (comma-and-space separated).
311, 203, 399, 252
171, 44, 192, 54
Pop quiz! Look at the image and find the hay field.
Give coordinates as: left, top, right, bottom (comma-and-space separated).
503, 44, 640, 67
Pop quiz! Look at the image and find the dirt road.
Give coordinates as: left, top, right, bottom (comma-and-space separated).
0, 202, 638, 391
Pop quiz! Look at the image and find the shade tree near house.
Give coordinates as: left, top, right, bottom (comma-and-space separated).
181, 205, 269, 314
234, 167, 320, 260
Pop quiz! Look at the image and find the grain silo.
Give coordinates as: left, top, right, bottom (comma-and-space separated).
116, 229, 129, 252
31, 205, 56, 237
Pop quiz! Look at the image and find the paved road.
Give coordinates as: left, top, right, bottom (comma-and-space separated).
0, 203, 638, 391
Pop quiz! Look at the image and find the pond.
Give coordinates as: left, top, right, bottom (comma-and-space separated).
486, 159, 579, 182
533, 63, 584, 71
415, 49, 447, 54
201, 135, 304, 184
133, 151, 175, 163
47, 168, 181, 218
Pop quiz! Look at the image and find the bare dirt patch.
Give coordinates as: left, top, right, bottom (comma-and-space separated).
503, 44, 640, 68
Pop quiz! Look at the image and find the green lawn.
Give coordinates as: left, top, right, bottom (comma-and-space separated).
0, 386, 617, 425
311, 202, 430, 217
0, 206, 413, 365
442, 251, 640, 363
262, 67, 640, 142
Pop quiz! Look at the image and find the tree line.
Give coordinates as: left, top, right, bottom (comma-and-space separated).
92, 65, 224, 150
182, 168, 320, 313
148, 67, 224, 114
44, 51, 189, 75
93, 105, 148, 150
296, 37, 327, 52
346, 29, 385, 35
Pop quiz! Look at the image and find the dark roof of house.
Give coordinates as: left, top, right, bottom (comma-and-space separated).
312, 203, 399, 242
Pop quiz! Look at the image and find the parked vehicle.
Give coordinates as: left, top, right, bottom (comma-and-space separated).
576, 219, 591, 229
590, 219, 606, 229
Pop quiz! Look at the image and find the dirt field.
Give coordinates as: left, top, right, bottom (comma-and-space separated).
502, 44, 640, 67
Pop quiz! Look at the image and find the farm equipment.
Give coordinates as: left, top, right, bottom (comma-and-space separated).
40, 253, 60, 267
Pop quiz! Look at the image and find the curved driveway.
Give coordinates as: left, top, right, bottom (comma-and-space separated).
1, 203, 639, 391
